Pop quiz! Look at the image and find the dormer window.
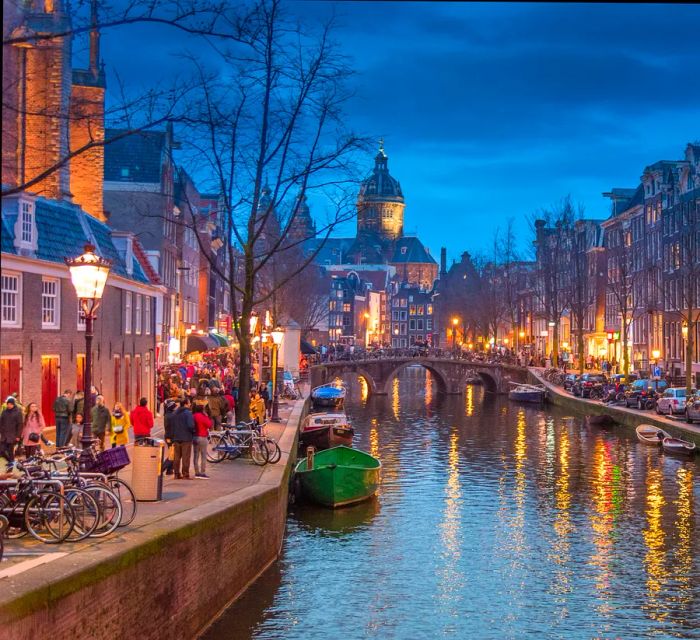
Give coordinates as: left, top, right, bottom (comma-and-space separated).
401, 246, 407, 255
13, 198, 38, 254
121, 167, 130, 178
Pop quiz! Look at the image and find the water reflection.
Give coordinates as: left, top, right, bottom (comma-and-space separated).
205, 369, 700, 640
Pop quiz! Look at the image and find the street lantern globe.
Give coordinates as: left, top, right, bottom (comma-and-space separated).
681, 323, 688, 339
271, 328, 284, 346
519, 331, 525, 338
652, 349, 661, 360
65, 244, 111, 306
452, 317, 459, 326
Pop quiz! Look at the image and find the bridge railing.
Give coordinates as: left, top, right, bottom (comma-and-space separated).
310, 349, 522, 367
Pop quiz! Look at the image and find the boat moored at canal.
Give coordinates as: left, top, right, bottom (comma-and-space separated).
509, 383, 546, 404
294, 446, 381, 508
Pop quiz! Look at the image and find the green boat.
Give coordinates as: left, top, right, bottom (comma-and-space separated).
294, 446, 381, 508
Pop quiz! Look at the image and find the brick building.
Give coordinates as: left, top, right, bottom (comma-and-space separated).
1, 196, 160, 423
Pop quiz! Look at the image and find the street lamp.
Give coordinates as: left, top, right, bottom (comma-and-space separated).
681, 322, 688, 340
270, 328, 284, 421
65, 244, 111, 463
451, 317, 459, 354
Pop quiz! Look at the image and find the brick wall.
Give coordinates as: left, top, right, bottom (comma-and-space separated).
0, 272, 156, 421
69, 83, 105, 220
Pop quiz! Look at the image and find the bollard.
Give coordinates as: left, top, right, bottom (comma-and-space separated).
306, 446, 315, 470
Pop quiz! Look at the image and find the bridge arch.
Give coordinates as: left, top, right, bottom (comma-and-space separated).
381, 360, 449, 395
475, 370, 498, 393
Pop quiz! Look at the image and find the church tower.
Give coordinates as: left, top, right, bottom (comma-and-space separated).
356, 140, 405, 241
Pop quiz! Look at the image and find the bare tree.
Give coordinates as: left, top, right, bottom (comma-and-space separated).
530, 196, 577, 368
176, 0, 365, 419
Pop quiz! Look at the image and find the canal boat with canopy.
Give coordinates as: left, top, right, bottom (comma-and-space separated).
311, 383, 346, 411
661, 436, 697, 457
508, 383, 546, 404
635, 424, 671, 445
295, 446, 381, 508
300, 413, 354, 450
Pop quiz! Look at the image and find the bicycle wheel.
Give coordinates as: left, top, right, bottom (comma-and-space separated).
0, 494, 27, 539
207, 434, 228, 463
107, 478, 137, 527
85, 485, 122, 538
264, 438, 281, 464
65, 488, 100, 541
250, 437, 270, 466
24, 491, 75, 544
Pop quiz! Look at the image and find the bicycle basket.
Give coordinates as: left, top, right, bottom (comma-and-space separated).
94, 445, 131, 475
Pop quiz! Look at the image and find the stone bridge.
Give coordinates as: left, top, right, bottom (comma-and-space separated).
309, 358, 528, 396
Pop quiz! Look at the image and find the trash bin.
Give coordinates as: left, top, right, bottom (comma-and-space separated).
131, 438, 165, 501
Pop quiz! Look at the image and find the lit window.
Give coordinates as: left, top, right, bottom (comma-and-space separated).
125, 291, 132, 334
121, 167, 129, 178
41, 278, 60, 329
1, 272, 21, 327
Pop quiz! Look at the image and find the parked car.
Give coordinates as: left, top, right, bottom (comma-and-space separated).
572, 373, 607, 398
685, 395, 700, 423
563, 374, 580, 392
624, 379, 668, 409
656, 387, 696, 415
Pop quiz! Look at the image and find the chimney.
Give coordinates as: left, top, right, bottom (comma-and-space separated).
440, 247, 447, 278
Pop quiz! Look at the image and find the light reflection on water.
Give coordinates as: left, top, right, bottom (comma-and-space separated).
204, 369, 700, 640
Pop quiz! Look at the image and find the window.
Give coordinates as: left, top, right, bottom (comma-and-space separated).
1, 272, 21, 327
343, 303, 351, 312
21, 201, 33, 244
135, 294, 143, 334
401, 246, 407, 255
409, 319, 416, 330
144, 296, 151, 334
77, 301, 86, 331
427, 304, 433, 315
417, 319, 424, 331
417, 305, 424, 315
426, 319, 433, 331
41, 278, 59, 328
125, 291, 132, 334
121, 167, 129, 178
409, 304, 416, 316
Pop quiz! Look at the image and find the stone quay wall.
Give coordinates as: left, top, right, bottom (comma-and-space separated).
0, 399, 307, 640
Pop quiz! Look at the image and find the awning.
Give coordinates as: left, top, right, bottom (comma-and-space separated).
184, 334, 218, 354
208, 331, 230, 347
300, 339, 318, 355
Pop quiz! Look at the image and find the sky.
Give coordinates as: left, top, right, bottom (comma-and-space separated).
98, 1, 700, 262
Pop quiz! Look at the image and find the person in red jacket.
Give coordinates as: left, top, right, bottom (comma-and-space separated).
130, 397, 154, 443
192, 404, 212, 479
223, 391, 235, 425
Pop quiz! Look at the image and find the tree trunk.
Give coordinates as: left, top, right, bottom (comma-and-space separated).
552, 322, 559, 367
237, 325, 251, 422
622, 319, 630, 377
577, 324, 585, 374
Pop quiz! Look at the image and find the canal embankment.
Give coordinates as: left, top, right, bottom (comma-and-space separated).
529, 368, 700, 445
0, 398, 307, 640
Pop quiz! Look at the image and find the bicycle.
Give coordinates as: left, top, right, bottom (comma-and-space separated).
240, 419, 282, 464
207, 425, 269, 465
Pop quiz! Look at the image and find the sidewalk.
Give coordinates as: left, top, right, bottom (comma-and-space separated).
0, 399, 300, 577
530, 368, 700, 443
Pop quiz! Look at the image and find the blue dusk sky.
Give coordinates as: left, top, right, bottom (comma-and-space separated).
100, 1, 700, 261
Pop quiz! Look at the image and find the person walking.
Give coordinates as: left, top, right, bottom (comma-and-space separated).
22, 403, 52, 458
0, 397, 23, 463
70, 413, 84, 447
207, 388, 227, 430
109, 402, 131, 448
91, 396, 111, 451
130, 397, 154, 443
192, 404, 212, 479
171, 398, 195, 479
163, 399, 178, 476
53, 389, 73, 447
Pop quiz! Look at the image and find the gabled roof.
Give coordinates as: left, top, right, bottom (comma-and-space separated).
1, 196, 151, 285
304, 237, 356, 265
104, 129, 166, 183
391, 236, 437, 264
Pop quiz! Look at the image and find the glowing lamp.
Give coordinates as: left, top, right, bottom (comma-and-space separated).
519, 331, 525, 338
271, 328, 284, 346
682, 323, 688, 339
452, 317, 459, 326
65, 244, 111, 307
652, 349, 660, 360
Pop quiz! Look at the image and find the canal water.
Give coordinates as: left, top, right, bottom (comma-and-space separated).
204, 368, 700, 640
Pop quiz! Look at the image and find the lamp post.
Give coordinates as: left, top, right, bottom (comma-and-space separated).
270, 328, 284, 422
65, 245, 111, 463
451, 317, 459, 355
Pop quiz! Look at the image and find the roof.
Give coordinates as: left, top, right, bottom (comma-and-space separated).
358, 146, 404, 203
304, 237, 356, 265
391, 236, 437, 264
1, 196, 151, 285
104, 129, 166, 183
